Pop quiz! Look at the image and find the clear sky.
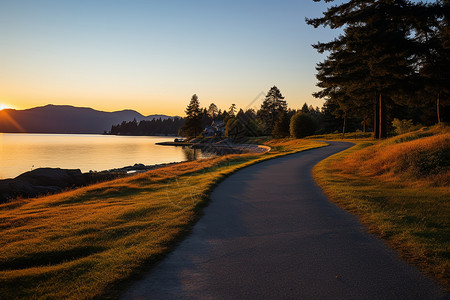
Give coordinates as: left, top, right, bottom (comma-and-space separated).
0, 0, 340, 116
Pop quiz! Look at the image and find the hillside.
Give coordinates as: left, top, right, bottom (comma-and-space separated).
0, 105, 173, 134
338, 127, 449, 186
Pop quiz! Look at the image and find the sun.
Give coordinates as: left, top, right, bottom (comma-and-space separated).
0, 104, 12, 110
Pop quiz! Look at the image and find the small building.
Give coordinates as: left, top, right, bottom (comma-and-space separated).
202, 120, 225, 137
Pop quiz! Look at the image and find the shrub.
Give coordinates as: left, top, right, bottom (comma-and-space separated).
392, 118, 422, 135
290, 112, 317, 138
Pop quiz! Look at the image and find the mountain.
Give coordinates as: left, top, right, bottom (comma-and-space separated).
0, 105, 174, 134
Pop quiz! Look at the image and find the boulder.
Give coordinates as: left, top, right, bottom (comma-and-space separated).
15, 168, 86, 187
0, 168, 88, 203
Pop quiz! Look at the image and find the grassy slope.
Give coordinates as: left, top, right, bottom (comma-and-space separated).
313, 126, 450, 289
0, 139, 325, 299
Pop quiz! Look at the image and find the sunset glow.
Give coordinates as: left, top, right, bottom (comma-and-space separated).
0, 1, 338, 116
0, 104, 12, 110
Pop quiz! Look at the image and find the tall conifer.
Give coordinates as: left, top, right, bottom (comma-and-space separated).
307, 0, 417, 138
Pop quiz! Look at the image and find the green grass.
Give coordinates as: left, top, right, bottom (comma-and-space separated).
313, 126, 450, 289
0, 139, 325, 299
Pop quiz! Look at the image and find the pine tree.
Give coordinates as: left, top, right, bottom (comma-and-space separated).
258, 86, 288, 134
228, 104, 237, 117
414, 0, 450, 123
301, 103, 309, 114
181, 94, 202, 137
272, 111, 290, 138
307, 0, 417, 138
207, 103, 219, 119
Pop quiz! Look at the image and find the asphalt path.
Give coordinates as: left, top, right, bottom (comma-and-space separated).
121, 142, 446, 299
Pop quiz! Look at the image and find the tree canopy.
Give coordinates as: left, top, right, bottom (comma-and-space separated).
258, 86, 288, 134
307, 0, 449, 138
181, 94, 202, 137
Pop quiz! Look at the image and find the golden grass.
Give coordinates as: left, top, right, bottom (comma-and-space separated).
313, 126, 450, 289
0, 139, 325, 299
307, 131, 374, 140
338, 131, 449, 186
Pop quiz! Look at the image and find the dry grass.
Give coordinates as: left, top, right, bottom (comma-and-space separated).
0, 139, 325, 299
307, 131, 374, 140
338, 129, 449, 186
313, 125, 450, 289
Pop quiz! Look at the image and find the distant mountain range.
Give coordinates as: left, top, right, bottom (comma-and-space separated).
0, 104, 174, 134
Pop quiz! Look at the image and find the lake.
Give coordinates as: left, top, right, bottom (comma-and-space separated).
0, 134, 213, 179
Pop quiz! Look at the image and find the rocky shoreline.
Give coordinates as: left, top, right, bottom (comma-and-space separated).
0, 162, 180, 203
0, 141, 270, 203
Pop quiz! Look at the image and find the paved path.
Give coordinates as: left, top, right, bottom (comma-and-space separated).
122, 142, 446, 299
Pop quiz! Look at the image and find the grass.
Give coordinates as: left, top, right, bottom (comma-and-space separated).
0, 139, 325, 299
313, 125, 450, 289
307, 131, 374, 140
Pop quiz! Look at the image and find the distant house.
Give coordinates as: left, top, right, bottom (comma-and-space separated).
201, 120, 225, 137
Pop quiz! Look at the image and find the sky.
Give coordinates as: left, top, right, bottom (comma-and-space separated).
0, 0, 341, 116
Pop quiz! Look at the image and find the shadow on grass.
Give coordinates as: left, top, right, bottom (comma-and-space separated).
0, 246, 106, 271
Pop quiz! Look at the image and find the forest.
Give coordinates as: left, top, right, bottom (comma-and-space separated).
108, 117, 185, 136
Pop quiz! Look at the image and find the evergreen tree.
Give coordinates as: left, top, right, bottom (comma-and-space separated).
258, 86, 287, 134
414, 0, 450, 123
181, 94, 202, 137
272, 111, 290, 138
225, 118, 246, 141
307, 0, 418, 139
301, 103, 310, 114
228, 104, 237, 117
207, 103, 219, 119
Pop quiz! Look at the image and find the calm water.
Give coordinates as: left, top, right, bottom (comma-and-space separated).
0, 134, 212, 179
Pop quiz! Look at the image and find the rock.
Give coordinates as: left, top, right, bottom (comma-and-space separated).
0, 168, 88, 203
15, 168, 86, 187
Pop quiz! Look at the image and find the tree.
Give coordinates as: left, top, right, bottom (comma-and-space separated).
290, 112, 317, 138
301, 103, 310, 114
225, 118, 245, 141
207, 103, 219, 119
258, 86, 288, 134
272, 111, 290, 138
413, 1, 450, 123
180, 94, 202, 137
307, 0, 419, 139
228, 104, 237, 117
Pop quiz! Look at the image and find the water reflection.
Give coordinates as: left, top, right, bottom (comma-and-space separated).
0, 134, 218, 179
182, 147, 216, 161
182, 145, 243, 161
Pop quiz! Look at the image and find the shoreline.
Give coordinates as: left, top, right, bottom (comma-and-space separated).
0, 161, 184, 203
0, 141, 270, 203
156, 141, 271, 154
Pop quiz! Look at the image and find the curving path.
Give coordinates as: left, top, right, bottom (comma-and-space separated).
121, 142, 445, 299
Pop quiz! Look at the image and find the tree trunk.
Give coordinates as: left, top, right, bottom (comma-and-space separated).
342, 113, 347, 138
437, 92, 441, 124
377, 94, 387, 139
379, 94, 382, 139
363, 117, 366, 133
374, 100, 379, 139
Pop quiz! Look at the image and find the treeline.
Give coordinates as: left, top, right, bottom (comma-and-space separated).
109, 117, 185, 136
180, 87, 328, 140
306, 0, 449, 138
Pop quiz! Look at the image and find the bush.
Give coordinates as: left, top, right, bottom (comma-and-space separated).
392, 118, 422, 135
290, 112, 317, 138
